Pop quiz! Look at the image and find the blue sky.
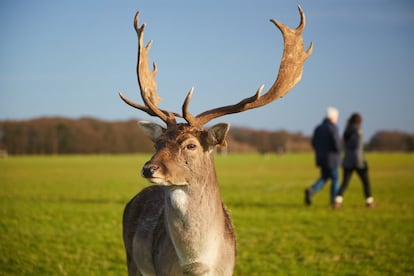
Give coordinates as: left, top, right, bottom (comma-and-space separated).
1, 0, 413, 140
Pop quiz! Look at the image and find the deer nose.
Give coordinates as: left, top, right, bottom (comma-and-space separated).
142, 162, 159, 178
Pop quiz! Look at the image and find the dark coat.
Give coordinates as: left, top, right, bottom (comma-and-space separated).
342, 123, 366, 169
312, 118, 341, 168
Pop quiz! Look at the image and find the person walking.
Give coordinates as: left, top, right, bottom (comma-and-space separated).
334, 113, 375, 208
305, 107, 341, 206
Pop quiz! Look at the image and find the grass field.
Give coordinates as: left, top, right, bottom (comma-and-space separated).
0, 153, 413, 275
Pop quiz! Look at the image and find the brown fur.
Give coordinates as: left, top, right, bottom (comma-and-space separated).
123, 123, 236, 275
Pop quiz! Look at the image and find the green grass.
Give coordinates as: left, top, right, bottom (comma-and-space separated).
0, 153, 413, 275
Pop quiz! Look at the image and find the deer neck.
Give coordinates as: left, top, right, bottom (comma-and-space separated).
163, 158, 225, 267
166, 173, 222, 219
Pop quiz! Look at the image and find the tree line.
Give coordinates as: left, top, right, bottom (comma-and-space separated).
0, 117, 413, 155
0, 117, 153, 155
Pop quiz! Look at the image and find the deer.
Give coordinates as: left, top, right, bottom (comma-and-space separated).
119, 6, 313, 276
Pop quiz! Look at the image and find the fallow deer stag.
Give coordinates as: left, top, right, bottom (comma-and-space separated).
119, 6, 312, 276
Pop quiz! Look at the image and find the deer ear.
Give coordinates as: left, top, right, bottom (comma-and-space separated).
138, 121, 164, 141
207, 123, 230, 147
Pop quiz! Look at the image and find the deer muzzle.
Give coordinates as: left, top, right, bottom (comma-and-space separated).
142, 162, 160, 179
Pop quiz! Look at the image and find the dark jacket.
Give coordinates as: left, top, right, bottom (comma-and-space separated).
342, 123, 365, 169
312, 118, 341, 168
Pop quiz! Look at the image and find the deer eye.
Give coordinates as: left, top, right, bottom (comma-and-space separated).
185, 143, 197, 151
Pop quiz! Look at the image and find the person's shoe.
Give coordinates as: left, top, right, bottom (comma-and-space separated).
305, 188, 312, 206
333, 195, 343, 209
365, 197, 375, 208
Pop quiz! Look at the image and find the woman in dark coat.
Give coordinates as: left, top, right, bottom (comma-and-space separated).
334, 113, 375, 208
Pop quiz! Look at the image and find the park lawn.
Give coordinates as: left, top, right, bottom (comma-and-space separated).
0, 153, 413, 275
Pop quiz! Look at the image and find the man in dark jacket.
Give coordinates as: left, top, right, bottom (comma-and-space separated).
305, 107, 341, 206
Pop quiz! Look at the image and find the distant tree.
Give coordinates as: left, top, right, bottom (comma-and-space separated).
0, 117, 153, 155
1, 118, 411, 154
228, 127, 311, 153
367, 131, 414, 152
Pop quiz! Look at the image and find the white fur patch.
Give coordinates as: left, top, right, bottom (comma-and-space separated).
170, 189, 188, 215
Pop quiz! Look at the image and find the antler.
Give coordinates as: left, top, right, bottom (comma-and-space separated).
119, 12, 178, 125
184, 5, 313, 127
119, 7, 312, 128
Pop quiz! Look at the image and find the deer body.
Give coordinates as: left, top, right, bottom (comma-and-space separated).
119, 6, 312, 276
123, 123, 235, 275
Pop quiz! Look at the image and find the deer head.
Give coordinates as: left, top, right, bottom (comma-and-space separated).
138, 121, 229, 186
119, 6, 312, 187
